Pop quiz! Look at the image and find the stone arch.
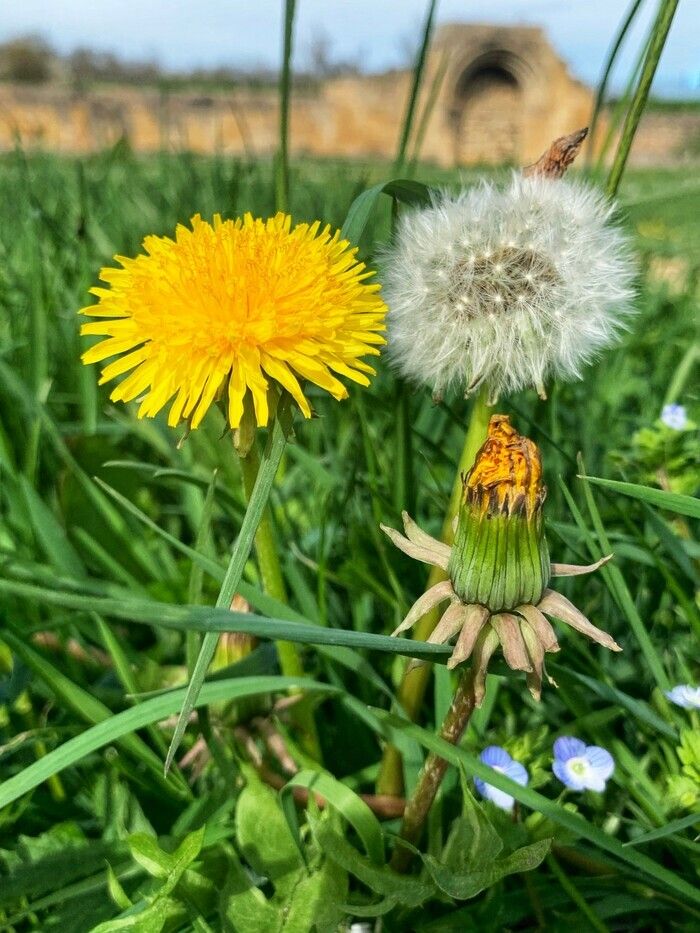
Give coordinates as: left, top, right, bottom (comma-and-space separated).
449, 49, 529, 165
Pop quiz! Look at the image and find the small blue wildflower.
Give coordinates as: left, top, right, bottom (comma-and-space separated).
552, 737, 614, 792
665, 685, 700, 710
474, 746, 529, 811
661, 403, 687, 431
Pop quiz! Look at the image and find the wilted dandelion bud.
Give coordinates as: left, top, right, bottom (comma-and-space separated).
382, 415, 622, 704
383, 175, 636, 401
449, 414, 549, 611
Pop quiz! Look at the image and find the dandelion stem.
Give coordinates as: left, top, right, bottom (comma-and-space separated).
378, 386, 492, 796
239, 441, 322, 760
164, 395, 295, 774
390, 668, 476, 873
605, 0, 679, 199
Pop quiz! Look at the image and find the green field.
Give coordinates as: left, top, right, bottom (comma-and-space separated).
0, 149, 698, 930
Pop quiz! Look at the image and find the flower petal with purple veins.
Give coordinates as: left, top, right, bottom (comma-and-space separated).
480, 745, 511, 769
552, 736, 615, 792
665, 685, 700, 709
554, 736, 587, 761
475, 746, 529, 811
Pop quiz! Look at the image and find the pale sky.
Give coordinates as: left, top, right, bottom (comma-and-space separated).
2, 1, 699, 95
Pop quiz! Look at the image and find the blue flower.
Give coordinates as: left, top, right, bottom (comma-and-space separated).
661, 403, 687, 431
665, 684, 700, 710
474, 746, 529, 811
552, 737, 614, 792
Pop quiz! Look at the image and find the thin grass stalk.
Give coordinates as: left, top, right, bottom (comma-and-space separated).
391, 0, 439, 515
393, 0, 439, 173
164, 394, 295, 774
595, 32, 651, 176
275, 0, 296, 212
546, 853, 611, 933
586, 0, 647, 166
390, 667, 476, 873
378, 387, 492, 796
606, 0, 680, 198
407, 48, 450, 177
240, 441, 321, 759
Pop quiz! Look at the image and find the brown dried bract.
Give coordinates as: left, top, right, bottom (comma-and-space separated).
522, 127, 588, 179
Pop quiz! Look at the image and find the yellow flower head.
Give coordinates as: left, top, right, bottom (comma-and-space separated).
80, 213, 387, 429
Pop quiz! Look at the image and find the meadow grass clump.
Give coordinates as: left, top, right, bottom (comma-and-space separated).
0, 1, 698, 927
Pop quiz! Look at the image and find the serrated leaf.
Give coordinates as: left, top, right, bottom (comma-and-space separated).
441, 782, 503, 873
236, 770, 304, 900
107, 864, 133, 911
219, 851, 279, 933
423, 839, 551, 900
309, 813, 433, 908
281, 769, 385, 865
281, 858, 348, 933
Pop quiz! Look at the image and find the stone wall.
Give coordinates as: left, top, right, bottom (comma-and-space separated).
0, 23, 697, 167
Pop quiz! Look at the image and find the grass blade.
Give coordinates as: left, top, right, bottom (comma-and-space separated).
164, 396, 294, 773
579, 474, 700, 520
606, 0, 680, 197
0, 677, 336, 811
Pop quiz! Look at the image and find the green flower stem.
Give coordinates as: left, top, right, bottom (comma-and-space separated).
240, 441, 322, 760
605, 0, 679, 199
390, 668, 476, 873
378, 387, 491, 796
164, 395, 295, 774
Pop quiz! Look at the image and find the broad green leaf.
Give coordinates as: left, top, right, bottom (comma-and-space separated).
107, 864, 134, 911
281, 769, 385, 865
423, 839, 551, 900
341, 179, 432, 245
441, 784, 503, 872
281, 858, 348, 933
91, 894, 181, 933
236, 770, 304, 900
219, 851, 278, 933
579, 474, 700, 520
129, 827, 204, 892
309, 813, 433, 907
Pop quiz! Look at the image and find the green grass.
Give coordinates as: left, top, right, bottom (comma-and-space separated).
0, 148, 698, 930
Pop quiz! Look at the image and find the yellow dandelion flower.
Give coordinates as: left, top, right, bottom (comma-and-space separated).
80, 212, 387, 429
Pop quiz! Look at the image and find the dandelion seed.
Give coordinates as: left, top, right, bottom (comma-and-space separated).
660, 403, 688, 431
80, 213, 386, 430
382, 175, 636, 401
552, 737, 615, 792
474, 746, 529, 811
665, 684, 700, 709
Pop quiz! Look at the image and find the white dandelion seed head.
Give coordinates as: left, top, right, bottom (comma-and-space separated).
381, 174, 637, 400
